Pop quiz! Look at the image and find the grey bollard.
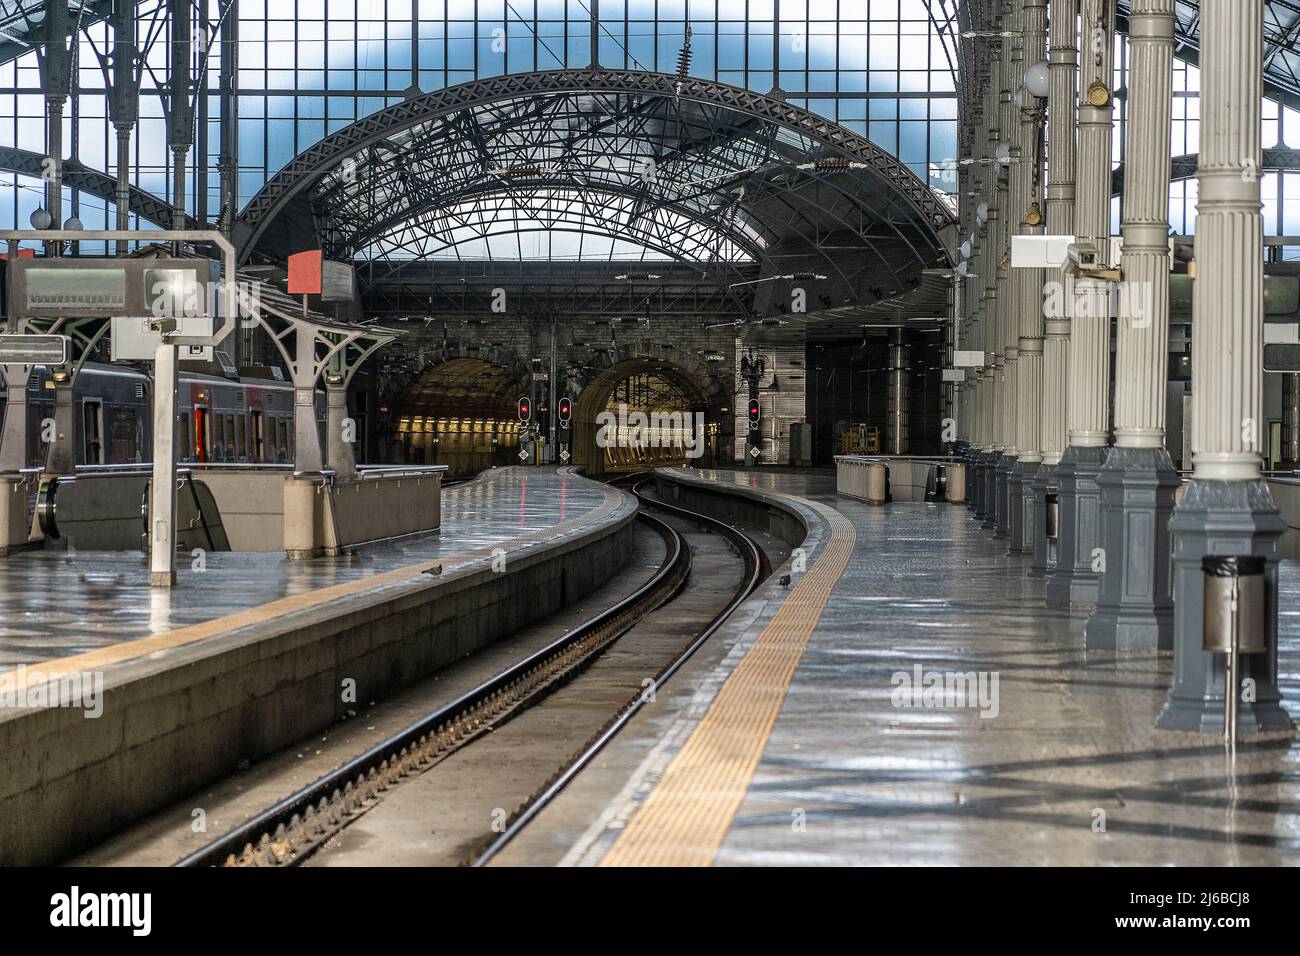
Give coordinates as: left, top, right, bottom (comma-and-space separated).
866, 462, 887, 506
946, 463, 966, 504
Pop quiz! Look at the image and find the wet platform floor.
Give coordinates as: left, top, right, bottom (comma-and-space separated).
0, 467, 619, 671
500, 469, 1300, 866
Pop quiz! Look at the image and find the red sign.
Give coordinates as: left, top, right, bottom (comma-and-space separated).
287, 249, 323, 296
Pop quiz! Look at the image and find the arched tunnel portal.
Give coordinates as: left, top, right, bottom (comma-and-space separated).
388, 357, 526, 477
571, 358, 721, 476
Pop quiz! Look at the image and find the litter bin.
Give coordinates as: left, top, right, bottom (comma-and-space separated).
1202, 555, 1267, 743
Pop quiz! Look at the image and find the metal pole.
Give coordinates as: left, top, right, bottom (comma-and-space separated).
111, 0, 139, 257
549, 321, 558, 454
150, 339, 179, 587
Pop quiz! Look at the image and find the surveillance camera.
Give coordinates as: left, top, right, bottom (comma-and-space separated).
1067, 242, 1103, 271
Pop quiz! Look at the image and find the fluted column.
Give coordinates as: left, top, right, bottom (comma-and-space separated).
979, 53, 1005, 526
992, 2, 1017, 537
1159, 0, 1292, 732
1030, 0, 1078, 577
1047, 0, 1113, 607
1086, 0, 1181, 649
1010, 0, 1048, 556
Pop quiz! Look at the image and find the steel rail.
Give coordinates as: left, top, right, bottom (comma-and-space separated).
174, 506, 688, 868
469, 477, 765, 866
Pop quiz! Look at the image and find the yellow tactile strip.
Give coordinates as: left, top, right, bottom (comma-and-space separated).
0, 471, 626, 693
599, 494, 856, 867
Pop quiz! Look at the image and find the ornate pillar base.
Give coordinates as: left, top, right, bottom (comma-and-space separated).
1046, 444, 1107, 607
966, 451, 978, 514
1008, 459, 1037, 555
970, 452, 986, 517
1084, 446, 1179, 650
964, 449, 980, 512
1157, 479, 1293, 733
1028, 463, 1058, 577
994, 453, 1014, 539
980, 452, 1001, 529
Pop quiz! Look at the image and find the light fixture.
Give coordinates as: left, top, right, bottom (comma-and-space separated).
976, 202, 989, 224
960, 240, 973, 258
29, 208, 51, 229
63, 216, 83, 231
1024, 61, 1050, 98
995, 143, 1012, 164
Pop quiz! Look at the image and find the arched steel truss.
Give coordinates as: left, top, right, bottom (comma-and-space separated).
0, 146, 200, 230
235, 69, 957, 289
1111, 148, 1300, 196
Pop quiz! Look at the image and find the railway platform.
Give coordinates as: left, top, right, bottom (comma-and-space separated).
0, 466, 636, 864
489, 469, 1300, 867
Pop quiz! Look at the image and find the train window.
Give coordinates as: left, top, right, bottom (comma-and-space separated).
179, 414, 191, 462
83, 400, 103, 466
108, 407, 141, 464
251, 410, 265, 462
236, 414, 247, 462
223, 414, 236, 462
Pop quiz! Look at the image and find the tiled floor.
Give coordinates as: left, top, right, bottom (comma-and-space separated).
514, 470, 1300, 866
0, 467, 620, 670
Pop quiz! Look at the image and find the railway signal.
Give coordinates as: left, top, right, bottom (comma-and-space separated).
557, 396, 572, 426
747, 398, 761, 430
517, 396, 531, 423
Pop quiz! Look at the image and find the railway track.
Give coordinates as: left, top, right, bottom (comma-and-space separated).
175, 476, 764, 868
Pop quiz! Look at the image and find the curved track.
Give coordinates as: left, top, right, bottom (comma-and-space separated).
175, 476, 764, 867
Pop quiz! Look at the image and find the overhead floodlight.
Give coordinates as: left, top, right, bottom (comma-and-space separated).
976, 202, 990, 224
29, 208, 51, 229
961, 240, 972, 259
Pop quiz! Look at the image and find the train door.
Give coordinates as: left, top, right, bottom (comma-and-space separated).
193, 406, 210, 463
82, 399, 104, 465
251, 409, 265, 462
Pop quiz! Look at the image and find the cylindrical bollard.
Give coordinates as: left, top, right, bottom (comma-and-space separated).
946, 462, 966, 503
1045, 493, 1060, 540
1202, 555, 1267, 744
866, 461, 887, 506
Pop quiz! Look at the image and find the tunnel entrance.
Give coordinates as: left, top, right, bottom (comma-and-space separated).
573, 360, 716, 475
392, 358, 524, 478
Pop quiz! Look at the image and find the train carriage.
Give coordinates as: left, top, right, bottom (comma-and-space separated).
0, 362, 324, 469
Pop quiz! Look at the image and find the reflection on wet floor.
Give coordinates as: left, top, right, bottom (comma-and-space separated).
0, 468, 609, 670
724, 475, 1300, 865
557, 470, 1300, 866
